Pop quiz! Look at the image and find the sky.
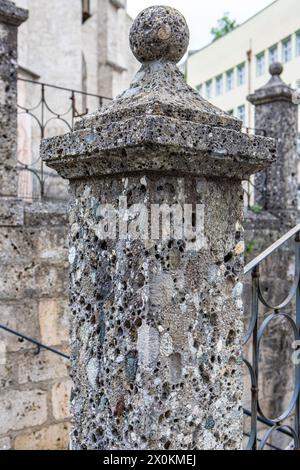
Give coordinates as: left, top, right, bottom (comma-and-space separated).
127, 0, 274, 51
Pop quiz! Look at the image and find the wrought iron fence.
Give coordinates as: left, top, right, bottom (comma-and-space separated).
17, 78, 112, 200
243, 224, 300, 450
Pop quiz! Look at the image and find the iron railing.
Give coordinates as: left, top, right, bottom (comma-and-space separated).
243, 224, 300, 450
0, 324, 69, 359
17, 78, 112, 199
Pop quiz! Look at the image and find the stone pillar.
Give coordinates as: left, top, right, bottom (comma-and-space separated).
0, 0, 28, 198
41, 6, 275, 450
248, 63, 299, 227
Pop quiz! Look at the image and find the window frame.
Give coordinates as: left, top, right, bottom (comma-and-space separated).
282, 36, 292, 63
237, 104, 246, 126
256, 52, 265, 77
296, 31, 300, 57
215, 74, 223, 96
269, 44, 278, 65
205, 80, 213, 99
196, 84, 203, 95
237, 63, 245, 87
226, 69, 234, 92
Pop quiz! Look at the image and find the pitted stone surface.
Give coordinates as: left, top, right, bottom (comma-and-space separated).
41, 122, 275, 181
0, 0, 28, 197
248, 62, 296, 105
129, 6, 189, 64
41, 5, 275, 182
73, 61, 242, 131
248, 63, 298, 226
244, 63, 299, 448
0, 0, 28, 26
42, 6, 275, 450
68, 175, 245, 450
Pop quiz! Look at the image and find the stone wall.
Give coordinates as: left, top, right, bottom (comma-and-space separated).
0, 201, 71, 450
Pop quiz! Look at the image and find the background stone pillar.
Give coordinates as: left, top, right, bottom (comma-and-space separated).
42, 6, 274, 450
0, 0, 28, 198
248, 62, 299, 228
245, 64, 299, 446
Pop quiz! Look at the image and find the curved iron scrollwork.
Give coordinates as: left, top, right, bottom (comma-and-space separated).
243, 225, 300, 450
17, 78, 112, 199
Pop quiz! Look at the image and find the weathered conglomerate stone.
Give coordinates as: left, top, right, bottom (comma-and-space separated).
129, 6, 189, 63
0, 1, 28, 198
42, 6, 275, 450
244, 63, 299, 448
248, 62, 299, 227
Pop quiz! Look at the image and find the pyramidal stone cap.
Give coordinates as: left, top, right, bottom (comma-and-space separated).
248, 62, 296, 105
41, 6, 276, 180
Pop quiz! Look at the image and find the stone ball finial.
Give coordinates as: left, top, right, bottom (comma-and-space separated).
269, 62, 283, 77
129, 6, 189, 64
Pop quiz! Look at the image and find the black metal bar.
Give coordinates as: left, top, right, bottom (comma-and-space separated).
71, 90, 75, 130
243, 409, 294, 438
18, 77, 112, 101
17, 78, 112, 200
0, 324, 70, 360
295, 231, 300, 446
40, 84, 45, 197
244, 225, 300, 275
251, 266, 259, 450
243, 225, 300, 450
243, 432, 282, 451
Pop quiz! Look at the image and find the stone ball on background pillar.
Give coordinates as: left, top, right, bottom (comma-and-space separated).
269, 62, 283, 76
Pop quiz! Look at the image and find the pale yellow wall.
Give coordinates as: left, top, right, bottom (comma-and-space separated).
187, 0, 300, 128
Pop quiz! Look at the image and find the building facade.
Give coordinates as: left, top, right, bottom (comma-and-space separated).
187, 0, 300, 130
15, 0, 138, 200
16, 0, 137, 100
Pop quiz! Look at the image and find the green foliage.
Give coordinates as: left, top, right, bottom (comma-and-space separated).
211, 14, 238, 41
246, 241, 256, 255
250, 205, 263, 214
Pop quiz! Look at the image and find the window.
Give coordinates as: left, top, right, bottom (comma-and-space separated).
237, 105, 246, 126
282, 37, 292, 63
196, 84, 203, 95
296, 31, 300, 57
226, 69, 234, 91
237, 63, 245, 86
269, 44, 278, 64
215, 75, 223, 96
82, 0, 91, 23
256, 52, 265, 77
205, 80, 213, 99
